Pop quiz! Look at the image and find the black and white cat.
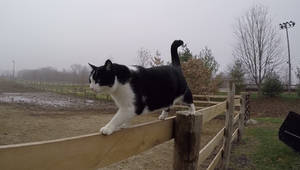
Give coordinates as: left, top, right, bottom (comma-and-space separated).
89, 40, 195, 135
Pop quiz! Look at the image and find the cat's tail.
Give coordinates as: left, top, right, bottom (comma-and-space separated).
171, 40, 184, 67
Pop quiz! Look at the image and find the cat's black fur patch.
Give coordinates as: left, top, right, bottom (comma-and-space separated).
89, 61, 131, 86
130, 65, 192, 114
89, 40, 193, 115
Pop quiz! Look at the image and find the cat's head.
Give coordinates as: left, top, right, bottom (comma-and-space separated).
88, 59, 117, 93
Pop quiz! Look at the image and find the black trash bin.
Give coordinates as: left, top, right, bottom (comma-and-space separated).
279, 111, 300, 152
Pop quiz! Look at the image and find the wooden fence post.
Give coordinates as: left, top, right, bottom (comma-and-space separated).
60, 84, 63, 94
238, 93, 246, 143
83, 86, 87, 100
174, 112, 202, 170
245, 93, 250, 122
222, 81, 235, 170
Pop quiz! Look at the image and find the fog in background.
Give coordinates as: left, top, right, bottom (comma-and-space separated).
0, 0, 299, 80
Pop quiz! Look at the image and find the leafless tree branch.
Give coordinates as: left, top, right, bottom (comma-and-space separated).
233, 5, 283, 92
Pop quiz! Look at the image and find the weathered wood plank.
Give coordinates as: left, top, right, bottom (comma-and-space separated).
173, 105, 204, 110
0, 117, 175, 170
198, 127, 225, 165
193, 95, 241, 99
231, 128, 239, 144
197, 101, 226, 124
207, 146, 223, 170
194, 100, 220, 104
233, 113, 240, 126
238, 93, 246, 142
234, 98, 241, 106
174, 113, 202, 170
222, 81, 235, 169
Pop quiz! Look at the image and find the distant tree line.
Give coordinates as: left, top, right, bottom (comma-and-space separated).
17, 64, 90, 84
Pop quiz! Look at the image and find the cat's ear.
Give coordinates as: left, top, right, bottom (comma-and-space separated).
88, 63, 97, 70
104, 59, 112, 71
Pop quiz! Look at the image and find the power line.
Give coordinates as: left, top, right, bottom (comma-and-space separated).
12, 60, 15, 80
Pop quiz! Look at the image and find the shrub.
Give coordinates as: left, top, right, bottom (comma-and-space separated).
262, 75, 283, 97
181, 58, 218, 94
228, 59, 246, 94
296, 84, 300, 97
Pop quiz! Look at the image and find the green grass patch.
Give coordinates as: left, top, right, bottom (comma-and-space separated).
255, 117, 283, 124
230, 117, 300, 170
250, 92, 259, 99
250, 92, 300, 100
16, 81, 112, 101
279, 93, 300, 100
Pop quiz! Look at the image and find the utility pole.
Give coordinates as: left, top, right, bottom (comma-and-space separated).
12, 60, 15, 80
280, 21, 295, 92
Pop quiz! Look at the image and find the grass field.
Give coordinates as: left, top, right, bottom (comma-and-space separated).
229, 92, 300, 170
230, 117, 300, 170
231, 92, 300, 170
17, 80, 111, 101
250, 91, 300, 100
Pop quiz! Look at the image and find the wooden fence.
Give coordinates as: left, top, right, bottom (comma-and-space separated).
0, 82, 248, 170
18, 80, 111, 101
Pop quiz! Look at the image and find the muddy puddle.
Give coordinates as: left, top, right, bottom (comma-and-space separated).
0, 92, 98, 108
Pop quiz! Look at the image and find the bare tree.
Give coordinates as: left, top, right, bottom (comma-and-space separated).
198, 46, 219, 75
137, 47, 151, 67
233, 5, 283, 94
70, 64, 90, 84
150, 50, 164, 67
78, 66, 90, 84
296, 67, 300, 84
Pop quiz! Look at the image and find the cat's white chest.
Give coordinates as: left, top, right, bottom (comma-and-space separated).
110, 83, 135, 108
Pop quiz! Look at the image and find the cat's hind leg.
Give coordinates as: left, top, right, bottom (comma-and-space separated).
158, 108, 170, 120
188, 103, 196, 115
182, 88, 195, 115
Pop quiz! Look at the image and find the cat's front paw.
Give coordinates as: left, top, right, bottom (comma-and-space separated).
158, 111, 168, 120
100, 126, 114, 135
158, 114, 167, 120
120, 123, 129, 129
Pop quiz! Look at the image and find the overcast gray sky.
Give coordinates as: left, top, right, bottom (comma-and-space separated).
0, 0, 299, 77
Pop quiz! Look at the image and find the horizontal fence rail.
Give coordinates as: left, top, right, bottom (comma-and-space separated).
198, 128, 225, 165
0, 117, 175, 170
233, 113, 240, 125
173, 105, 204, 110
193, 94, 241, 99
207, 146, 223, 170
196, 83, 246, 170
231, 128, 239, 144
197, 101, 227, 124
